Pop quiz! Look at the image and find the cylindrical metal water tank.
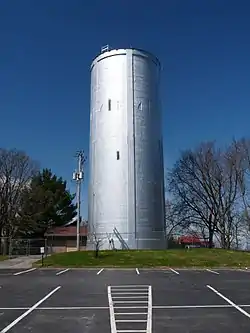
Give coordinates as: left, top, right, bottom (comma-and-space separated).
88, 48, 166, 249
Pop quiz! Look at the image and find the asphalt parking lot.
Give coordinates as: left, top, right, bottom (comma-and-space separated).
0, 267, 250, 332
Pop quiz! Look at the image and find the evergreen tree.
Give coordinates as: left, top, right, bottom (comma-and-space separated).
19, 168, 77, 237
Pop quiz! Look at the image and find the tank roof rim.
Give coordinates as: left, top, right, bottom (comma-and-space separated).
90, 48, 160, 70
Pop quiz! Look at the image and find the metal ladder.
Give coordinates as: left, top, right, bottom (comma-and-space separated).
113, 227, 130, 250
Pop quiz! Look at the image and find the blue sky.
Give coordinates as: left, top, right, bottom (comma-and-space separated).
0, 0, 250, 219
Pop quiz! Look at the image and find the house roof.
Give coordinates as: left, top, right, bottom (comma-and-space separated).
45, 226, 88, 237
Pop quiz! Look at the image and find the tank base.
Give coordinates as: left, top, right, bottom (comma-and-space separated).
86, 238, 167, 251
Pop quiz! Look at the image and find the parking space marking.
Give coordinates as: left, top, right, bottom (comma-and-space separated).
153, 304, 235, 309
56, 268, 70, 276
111, 285, 149, 288
113, 296, 148, 299
116, 319, 146, 322
115, 313, 148, 315
112, 306, 149, 309
0, 286, 61, 333
112, 290, 148, 293
0, 307, 109, 310
136, 268, 140, 275
116, 330, 147, 333
207, 285, 250, 319
169, 268, 179, 275
97, 268, 104, 275
2, 304, 250, 311
0, 308, 31, 310
108, 285, 152, 333
114, 301, 148, 304
13, 268, 36, 276
147, 285, 152, 333
108, 286, 116, 333
206, 269, 219, 275
112, 293, 148, 295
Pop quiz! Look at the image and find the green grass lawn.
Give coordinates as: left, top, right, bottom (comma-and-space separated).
0, 255, 7, 261
34, 248, 250, 268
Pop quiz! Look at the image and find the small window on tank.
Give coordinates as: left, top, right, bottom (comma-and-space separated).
138, 102, 142, 111
108, 99, 111, 111
116, 151, 120, 160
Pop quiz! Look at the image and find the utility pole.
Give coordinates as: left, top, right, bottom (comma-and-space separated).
72, 151, 86, 251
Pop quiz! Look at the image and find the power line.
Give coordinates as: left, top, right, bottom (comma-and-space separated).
72, 150, 87, 251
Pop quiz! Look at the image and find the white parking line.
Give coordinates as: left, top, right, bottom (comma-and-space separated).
116, 330, 147, 333
111, 285, 149, 287
108, 286, 116, 333
169, 268, 179, 275
112, 293, 148, 295
13, 268, 36, 276
136, 268, 140, 275
116, 320, 147, 323
0, 306, 109, 310
1, 304, 250, 311
115, 312, 148, 315
207, 285, 250, 319
206, 269, 219, 275
113, 296, 148, 299
97, 268, 104, 275
112, 290, 148, 293
153, 304, 234, 309
113, 301, 148, 303
56, 269, 70, 276
0, 286, 61, 333
147, 286, 152, 333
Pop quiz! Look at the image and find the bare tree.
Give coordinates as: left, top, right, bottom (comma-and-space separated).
168, 141, 244, 249
87, 223, 108, 257
218, 210, 247, 249
213, 141, 244, 248
0, 148, 38, 254
235, 138, 250, 229
168, 142, 219, 247
165, 199, 192, 240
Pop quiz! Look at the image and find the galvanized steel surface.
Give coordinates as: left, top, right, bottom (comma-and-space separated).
88, 48, 165, 249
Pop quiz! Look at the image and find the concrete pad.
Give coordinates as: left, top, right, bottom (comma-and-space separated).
0, 256, 40, 269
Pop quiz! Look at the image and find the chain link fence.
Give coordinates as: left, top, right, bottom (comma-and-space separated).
2, 231, 243, 257
0, 236, 89, 257
0, 238, 47, 257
